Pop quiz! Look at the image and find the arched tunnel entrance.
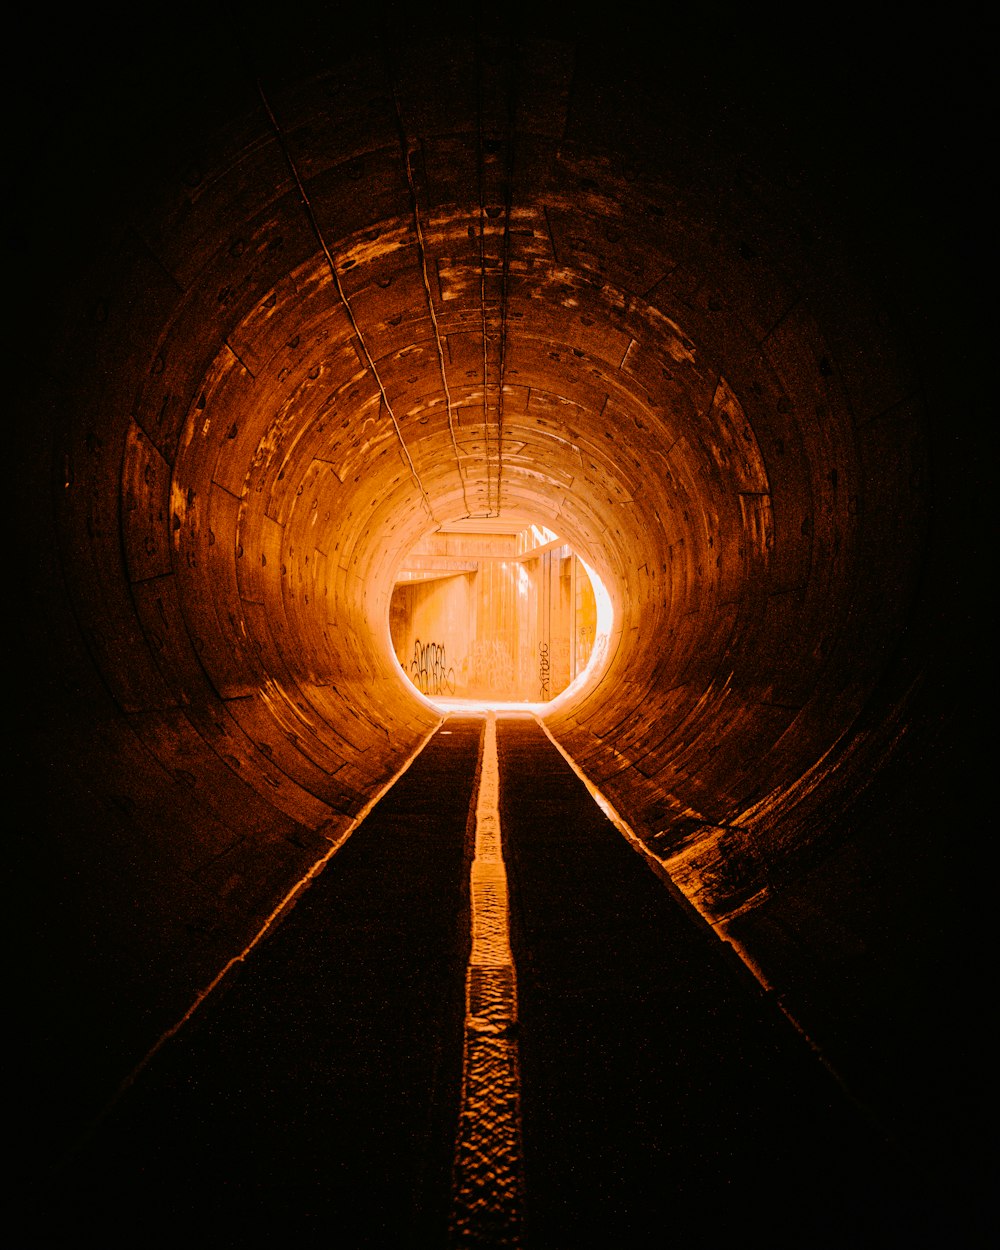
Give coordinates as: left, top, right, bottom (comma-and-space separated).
10, 7, 988, 1244
390, 517, 611, 703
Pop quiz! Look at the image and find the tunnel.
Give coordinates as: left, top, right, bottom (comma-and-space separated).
11, 6, 988, 1244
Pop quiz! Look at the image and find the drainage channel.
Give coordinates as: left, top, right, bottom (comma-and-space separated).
450, 711, 526, 1246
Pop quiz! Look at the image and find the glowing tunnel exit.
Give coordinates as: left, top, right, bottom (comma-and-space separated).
389, 517, 612, 704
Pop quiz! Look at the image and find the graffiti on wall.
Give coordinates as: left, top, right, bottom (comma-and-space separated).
538, 640, 550, 700
409, 640, 456, 696
468, 640, 514, 692
589, 632, 610, 670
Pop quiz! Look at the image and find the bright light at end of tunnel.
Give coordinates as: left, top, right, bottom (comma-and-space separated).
545, 556, 615, 713
387, 520, 616, 711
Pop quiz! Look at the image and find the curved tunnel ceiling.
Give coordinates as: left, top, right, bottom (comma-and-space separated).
25, 30, 930, 906
50, 34, 924, 900
10, 9, 987, 1179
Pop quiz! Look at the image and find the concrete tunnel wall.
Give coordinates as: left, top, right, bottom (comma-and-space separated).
11, 8, 987, 1190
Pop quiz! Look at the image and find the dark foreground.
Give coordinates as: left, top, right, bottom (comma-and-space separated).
31, 715, 959, 1246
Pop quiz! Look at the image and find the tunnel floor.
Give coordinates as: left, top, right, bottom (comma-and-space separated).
32, 716, 955, 1247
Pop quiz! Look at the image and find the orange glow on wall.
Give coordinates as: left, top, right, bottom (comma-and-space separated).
389, 521, 606, 702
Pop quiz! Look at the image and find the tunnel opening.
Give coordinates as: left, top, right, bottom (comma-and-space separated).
387, 514, 614, 707
9, 10, 988, 1239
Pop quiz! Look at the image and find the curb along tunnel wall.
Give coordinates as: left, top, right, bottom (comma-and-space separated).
10, 7, 987, 1206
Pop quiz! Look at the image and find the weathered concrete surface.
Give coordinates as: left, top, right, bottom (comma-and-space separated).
28, 717, 481, 1244
498, 716, 963, 1246
28, 715, 975, 1247
451, 713, 525, 1246
9, 6, 988, 1231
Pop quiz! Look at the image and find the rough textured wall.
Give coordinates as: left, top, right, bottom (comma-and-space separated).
11, 6, 986, 1186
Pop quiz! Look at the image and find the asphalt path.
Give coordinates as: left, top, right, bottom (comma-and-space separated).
37, 716, 482, 1247
35, 713, 953, 1247
498, 716, 951, 1248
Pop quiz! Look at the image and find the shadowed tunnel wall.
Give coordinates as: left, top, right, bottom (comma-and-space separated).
9, 4, 988, 1215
